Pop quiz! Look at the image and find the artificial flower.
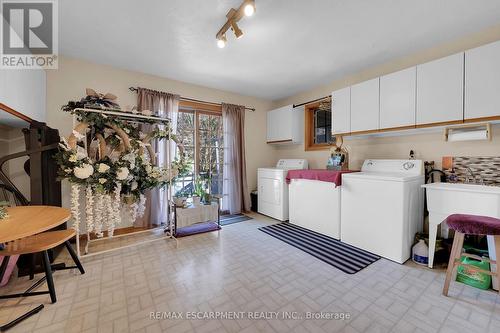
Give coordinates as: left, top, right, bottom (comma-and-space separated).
74, 164, 94, 179
122, 153, 136, 169
116, 167, 129, 180
76, 146, 87, 160
97, 163, 110, 173
72, 130, 86, 141
59, 137, 71, 151
103, 128, 114, 138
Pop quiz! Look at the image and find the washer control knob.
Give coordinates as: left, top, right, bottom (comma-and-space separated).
403, 162, 415, 170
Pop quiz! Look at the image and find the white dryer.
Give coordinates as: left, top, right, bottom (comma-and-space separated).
341, 159, 424, 263
258, 159, 308, 221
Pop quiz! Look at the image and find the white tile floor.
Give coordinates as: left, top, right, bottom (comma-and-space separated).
1, 213, 500, 332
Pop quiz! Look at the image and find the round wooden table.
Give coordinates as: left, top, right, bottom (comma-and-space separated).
0, 206, 70, 243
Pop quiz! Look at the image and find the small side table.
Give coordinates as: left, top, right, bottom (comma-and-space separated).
174, 198, 221, 236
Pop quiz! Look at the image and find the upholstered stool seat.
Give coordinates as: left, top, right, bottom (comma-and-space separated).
443, 214, 500, 297
446, 214, 500, 235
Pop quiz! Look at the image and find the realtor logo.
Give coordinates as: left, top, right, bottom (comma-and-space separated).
1, 0, 58, 69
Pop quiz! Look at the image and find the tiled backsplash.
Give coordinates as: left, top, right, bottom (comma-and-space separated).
443, 156, 500, 186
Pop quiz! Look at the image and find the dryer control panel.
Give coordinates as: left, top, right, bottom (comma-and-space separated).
276, 159, 308, 170
361, 159, 423, 175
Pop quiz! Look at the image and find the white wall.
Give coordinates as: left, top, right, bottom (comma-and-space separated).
0, 69, 46, 123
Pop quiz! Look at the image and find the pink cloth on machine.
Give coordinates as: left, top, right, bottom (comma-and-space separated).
286, 169, 357, 186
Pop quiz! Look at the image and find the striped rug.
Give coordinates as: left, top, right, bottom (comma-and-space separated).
220, 214, 252, 226
259, 223, 380, 274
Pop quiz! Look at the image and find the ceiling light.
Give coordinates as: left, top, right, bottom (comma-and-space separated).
215, 0, 255, 48
231, 21, 243, 39
217, 35, 227, 48
244, 1, 255, 16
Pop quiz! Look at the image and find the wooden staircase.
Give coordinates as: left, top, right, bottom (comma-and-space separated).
0, 102, 64, 277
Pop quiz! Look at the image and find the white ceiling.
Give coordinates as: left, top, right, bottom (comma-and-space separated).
60, 0, 500, 101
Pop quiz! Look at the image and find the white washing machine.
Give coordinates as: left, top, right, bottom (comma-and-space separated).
258, 159, 308, 221
341, 159, 424, 263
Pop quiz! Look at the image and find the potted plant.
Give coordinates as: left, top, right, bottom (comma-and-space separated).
174, 188, 189, 207
202, 176, 212, 204
192, 178, 205, 206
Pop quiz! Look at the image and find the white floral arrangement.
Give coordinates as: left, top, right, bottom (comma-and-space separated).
55, 103, 189, 237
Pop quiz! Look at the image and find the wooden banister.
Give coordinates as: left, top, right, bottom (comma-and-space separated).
0, 102, 33, 124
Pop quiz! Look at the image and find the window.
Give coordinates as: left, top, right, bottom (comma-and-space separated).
173, 102, 224, 198
304, 100, 335, 150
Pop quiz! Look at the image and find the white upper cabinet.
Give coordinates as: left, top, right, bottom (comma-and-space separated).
350, 78, 379, 132
332, 87, 351, 135
465, 40, 500, 120
380, 67, 416, 129
416, 53, 464, 125
266, 105, 304, 144
266, 110, 278, 142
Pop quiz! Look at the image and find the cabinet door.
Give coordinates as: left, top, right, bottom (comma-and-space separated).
332, 87, 351, 135
266, 110, 273, 142
266, 109, 279, 142
291, 105, 304, 143
380, 67, 416, 129
417, 53, 464, 125
465, 40, 500, 120
351, 78, 379, 132
279, 106, 292, 141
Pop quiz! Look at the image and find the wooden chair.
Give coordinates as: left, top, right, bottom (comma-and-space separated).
443, 214, 500, 296
0, 230, 84, 305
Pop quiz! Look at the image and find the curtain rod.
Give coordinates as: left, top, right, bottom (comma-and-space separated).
73, 108, 170, 123
293, 95, 331, 108
129, 87, 255, 112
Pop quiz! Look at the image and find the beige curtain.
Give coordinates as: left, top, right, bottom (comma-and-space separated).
222, 103, 250, 214
135, 88, 180, 227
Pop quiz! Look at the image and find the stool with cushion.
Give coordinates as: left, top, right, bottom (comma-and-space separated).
443, 214, 500, 296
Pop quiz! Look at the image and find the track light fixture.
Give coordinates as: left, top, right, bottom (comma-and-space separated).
216, 0, 255, 47
244, 1, 255, 16
231, 21, 243, 39
217, 35, 227, 48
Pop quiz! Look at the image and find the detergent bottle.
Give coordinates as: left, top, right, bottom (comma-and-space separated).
412, 239, 429, 266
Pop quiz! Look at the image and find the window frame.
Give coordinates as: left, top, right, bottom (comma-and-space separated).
304, 101, 333, 151
177, 100, 224, 196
